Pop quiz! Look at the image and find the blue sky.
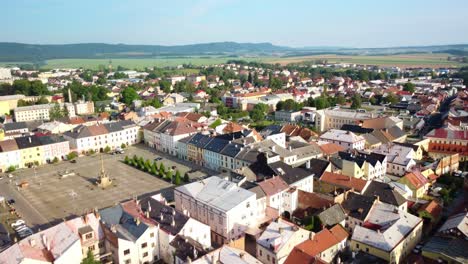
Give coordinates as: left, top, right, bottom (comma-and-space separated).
2, 0, 468, 47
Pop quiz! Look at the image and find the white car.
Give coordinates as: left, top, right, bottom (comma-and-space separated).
8, 174, 13, 178
11, 220, 25, 228
15, 225, 29, 232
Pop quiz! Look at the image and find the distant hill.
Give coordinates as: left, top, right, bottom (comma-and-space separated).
0, 42, 290, 62
0, 42, 467, 63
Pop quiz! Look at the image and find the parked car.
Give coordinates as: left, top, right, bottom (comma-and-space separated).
7, 199, 15, 205
70, 159, 77, 163
154, 157, 163, 161
8, 174, 13, 178
11, 219, 25, 228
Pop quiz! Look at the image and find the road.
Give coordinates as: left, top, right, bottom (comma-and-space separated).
0, 179, 50, 231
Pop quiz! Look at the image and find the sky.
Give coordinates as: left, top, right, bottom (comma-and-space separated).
2, 0, 468, 48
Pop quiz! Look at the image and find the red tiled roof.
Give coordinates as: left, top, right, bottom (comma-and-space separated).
294, 226, 347, 258
258, 176, 289, 196
298, 190, 333, 209
320, 172, 368, 193
418, 200, 442, 219
426, 128, 468, 140
319, 143, 345, 155
403, 171, 428, 189
284, 247, 316, 264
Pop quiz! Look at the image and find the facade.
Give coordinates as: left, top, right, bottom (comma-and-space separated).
256, 219, 311, 264
274, 110, 302, 122
174, 176, 259, 245
14, 103, 76, 122
338, 151, 387, 181
319, 129, 365, 150
63, 120, 139, 153
424, 128, 468, 162
372, 143, 416, 176
74, 100, 95, 115
0, 139, 21, 172
315, 109, 375, 133
350, 202, 423, 264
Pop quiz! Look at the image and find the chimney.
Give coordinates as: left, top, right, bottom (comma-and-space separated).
29, 238, 36, 247
135, 218, 140, 226
68, 88, 73, 104
28, 137, 32, 143
375, 195, 380, 202
171, 218, 175, 227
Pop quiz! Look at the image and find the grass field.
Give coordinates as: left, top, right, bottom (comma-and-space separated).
1, 53, 466, 70
271, 53, 468, 68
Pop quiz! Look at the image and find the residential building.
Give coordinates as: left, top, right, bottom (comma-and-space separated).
424, 128, 468, 162
315, 109, 375, 133
372, 143, 416, 176
398, 170, 429, 198
99, 203, 159, 264
317, 171, 369, 195
341, 192, 377, 231
350, 202, 423, 264
74, 100, 95, 115
14, 103, 76, 122
193, 245, 262, 264
285, 225, 348, 264
63, 120, 139, 153
319, 129, 365, 150
174, 176, 259, 245
275, 110, 302, 122
0, 139, 21, 172
338, 151, 387, 181
258, 176, 289, 215
256, 219, 311, 264
362, 181, 407, 211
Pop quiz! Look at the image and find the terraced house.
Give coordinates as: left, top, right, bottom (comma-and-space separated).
63, 120, 139, 153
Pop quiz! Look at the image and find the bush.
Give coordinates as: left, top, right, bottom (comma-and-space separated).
124, 156, 129, 164
67, 151, 78, 160
52, 157, 59, 163
104, 146, 111, 153
7, 166, 15, 173
88, 149, 95, 155
151, 162, 158, 176
121, 143, 126, 149
183, 173, 189, 183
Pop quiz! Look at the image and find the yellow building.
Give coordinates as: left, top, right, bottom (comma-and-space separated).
398, 171, 429, 198
350, 202, 423, 264
16, 136, 44, 168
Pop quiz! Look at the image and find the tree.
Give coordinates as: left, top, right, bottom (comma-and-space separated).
159, 165, 166, 176
151, 162, 158, 176
7, 165, 15, 172
120, 87, 139, 105
209, 119, 222, 128
403, 82, 415, 93
369, 97, 378, 105
350, 94, 362, 109
336, 95, 346, 105
250, 103, 268, 122
81, 250, 101, 264
104, 146, 111, 153
36, 96, 49, 105
165, 170, 173, 182
183, 173, 190, 183
174, 170, 182, 185
121, 143, 126, 149
269, 77, 283, 90
159, 80, 172, 93
247, 72, 253, 83
124, 156, 130, 164
52, 157, 59, 163
384, 92, 399, 104
49, 103, 64, 120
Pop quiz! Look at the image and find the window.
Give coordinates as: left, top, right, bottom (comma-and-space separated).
356, 244, 359, 249
124, 249, 130, 255
259, 250, 262, 256
98, 242, 104, 248
366, 247, 369, 252
141, 242, 147, 248
150, 232, 154, 238
85, 233, 93, 239
143, 252, 148, 257
124, 260, 131, 264
88, 245, 95, 252
218, 216, 223, 224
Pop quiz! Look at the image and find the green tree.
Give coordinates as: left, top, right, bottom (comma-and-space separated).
159, 80, 172, 93
369, 97, 377, 105
209, 119, 222, 129
52, 157, 59, 163
159, 165, 166, 176
120, 143, 126, 149
165, 170, 173, 182
81, 250, 101, 264
336, 95, 346, 105
269, 77, 283, 90
403, 82, 415, 93
120, 87, 139, 105
49, 103, 64, 120
350, 94, 362, 109
124, 156, 129, 164
174, 170, 182, 185
151, 162, 158, 176
104, 146, 111, 153
7, 166, 15, 172
36, 96, 49, 105
384, 92, 399, 104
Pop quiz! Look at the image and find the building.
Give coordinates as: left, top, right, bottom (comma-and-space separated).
256, 219, 311, 264
424, 128, 468, 162
275, 110, 302, 122
14, 103, 76, 122
99, 203, 159, 264
63, 120, 139, 153
74, 100, 95, 115
0, 139, 21, 172
257, 176, 290, 215
372, 143, 416, 176
315, 109, 375, 133
398, 170, 429, 198
362, 181, 407, 211
350, 202, 423, 264
285, 225, 348, 264
174, 176, 259, 245
317, 171, 369, 195
319, 129, 365, 150
193, 245, 262, 264
338, 151, 387, 181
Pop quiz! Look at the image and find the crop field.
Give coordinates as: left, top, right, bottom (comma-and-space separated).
1, 53, 466, 70
271, 53, 467, 68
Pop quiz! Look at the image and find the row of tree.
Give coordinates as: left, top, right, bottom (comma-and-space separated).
124, 155, 188, 185
0, 80, 49, 96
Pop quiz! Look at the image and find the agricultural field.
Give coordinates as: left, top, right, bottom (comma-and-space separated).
270, 53, 468, 68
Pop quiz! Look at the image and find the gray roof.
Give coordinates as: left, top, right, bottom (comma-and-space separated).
175, 176, 255, 212
318, 204, 346, 227
423, 236, 468, 263
99, 205, 149, 242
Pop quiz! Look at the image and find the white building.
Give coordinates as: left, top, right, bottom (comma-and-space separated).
63, 120, 139, 153
372, 143, 416, 176
175, 176, 259, 245
319, 129, 365, 150
275, 110, 302, 122
14, 103, 76, 122
74, 100, 95, 115
315, 108, 375, 132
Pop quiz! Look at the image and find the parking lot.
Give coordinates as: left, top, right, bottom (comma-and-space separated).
0, 144, 212, 230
